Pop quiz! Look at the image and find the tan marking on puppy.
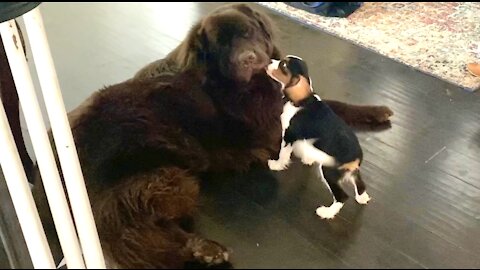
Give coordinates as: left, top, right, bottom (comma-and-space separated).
339, 158, 360, 171
284, 76, 311, 104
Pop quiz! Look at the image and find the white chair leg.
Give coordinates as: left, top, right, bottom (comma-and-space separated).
0, 65, 55, 268
22, 7, 107, 269
0, 18, 87, 269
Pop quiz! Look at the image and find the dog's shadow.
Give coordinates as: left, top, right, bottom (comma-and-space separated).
198, 162, 368, 267
200, 165, 280, 206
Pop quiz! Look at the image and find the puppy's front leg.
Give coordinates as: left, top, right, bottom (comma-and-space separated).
268, 140, 293, 171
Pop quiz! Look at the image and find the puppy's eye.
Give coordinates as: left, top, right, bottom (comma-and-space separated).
279, 60, 288, 74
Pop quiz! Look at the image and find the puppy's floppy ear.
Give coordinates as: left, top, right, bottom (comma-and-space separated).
290, 75, 301, 88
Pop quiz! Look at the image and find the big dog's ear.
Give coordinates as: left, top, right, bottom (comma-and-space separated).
172, 21, 208, 69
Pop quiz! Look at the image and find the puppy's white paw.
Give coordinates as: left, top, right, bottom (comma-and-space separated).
268, 159, 289, 171
316, 202, 344, 219
355, 192, 371, 205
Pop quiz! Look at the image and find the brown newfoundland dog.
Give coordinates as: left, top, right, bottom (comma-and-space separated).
25, 3, 393, 269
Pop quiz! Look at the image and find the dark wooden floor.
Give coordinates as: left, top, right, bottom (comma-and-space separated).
1, 2, 479, 268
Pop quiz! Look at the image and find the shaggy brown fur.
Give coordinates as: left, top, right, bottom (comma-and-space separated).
13, 3, 394, 269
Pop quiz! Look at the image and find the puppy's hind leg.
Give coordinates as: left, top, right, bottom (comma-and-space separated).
349, 169, 371, 205
315, 166, 348, 219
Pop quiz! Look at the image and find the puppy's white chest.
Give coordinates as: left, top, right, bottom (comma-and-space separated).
281, 101, 300, 130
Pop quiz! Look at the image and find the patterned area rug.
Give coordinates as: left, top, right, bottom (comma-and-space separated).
258, 2, 480, 92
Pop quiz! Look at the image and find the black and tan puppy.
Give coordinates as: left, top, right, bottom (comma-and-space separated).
267, 55, 371, 219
